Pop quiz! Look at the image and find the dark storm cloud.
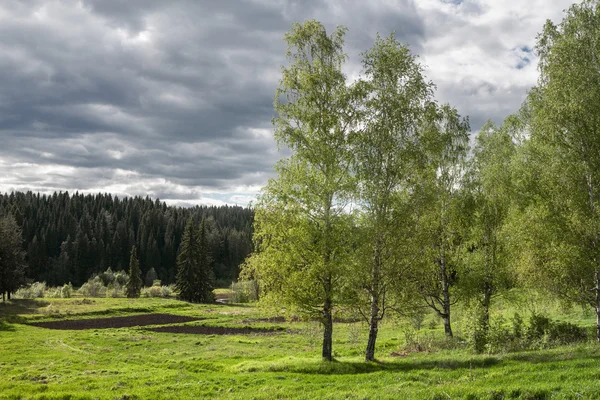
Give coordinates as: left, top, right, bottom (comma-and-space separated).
0, 0, 426, 204
2, 0, 572, 205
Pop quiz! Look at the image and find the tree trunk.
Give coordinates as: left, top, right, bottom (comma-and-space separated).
442, 313, 453, 337
365, 295, 379, 362
7, 291, 10, 301
440, 256, 453, 338
366, 240, 382, 362
481, 282, 492, 335
2, 292, 5, 302
594, 271, 600, 343
322, 297, 333, 361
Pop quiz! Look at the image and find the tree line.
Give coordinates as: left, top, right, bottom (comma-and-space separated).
243, 1, 600, 362
0, 191, 253, 290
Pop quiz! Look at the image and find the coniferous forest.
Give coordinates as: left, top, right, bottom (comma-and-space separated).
0, 191, 253, 287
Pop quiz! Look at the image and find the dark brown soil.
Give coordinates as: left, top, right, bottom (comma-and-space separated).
29, 313, 202, 330
147, 325, 284, 335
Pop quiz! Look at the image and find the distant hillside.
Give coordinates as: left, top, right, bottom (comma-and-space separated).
0, 191, 253, 286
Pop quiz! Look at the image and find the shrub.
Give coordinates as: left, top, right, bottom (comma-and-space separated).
46, 287, 62, 298
464, 305, 488, 354
141, 285, 172, 298
142, 286, 163, 298
526, 314, 552, 342
78, 276, 107, 297
61, 283, 73, 298
486, 316, 517, 354
98, 267, 116, 286
106, 282, 123, 298
114, 271, 129, 286
160, 285, 172, 297
230, 280, 259, 303
15, 282, 47, 299
512, 312, 523, 339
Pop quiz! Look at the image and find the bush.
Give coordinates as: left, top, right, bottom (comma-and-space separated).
161, 285, 173, 297
106, 282, 123, 298
486, 316, 518, 354
230, 280, 259, 303
98, 267, 116, 286
466, 310, 588, 354
525, 313, 587, 345
61, 283, 73, 298
114, 271, 129, 286
464, 305, 488, 354
78, 276, 107, 297
526, 313, 552, 342
15, 282, 47, 299
46, 287, 62, 298
141, 285, 172, 298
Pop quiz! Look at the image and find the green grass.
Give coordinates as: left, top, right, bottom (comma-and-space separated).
1, 294, 599, 399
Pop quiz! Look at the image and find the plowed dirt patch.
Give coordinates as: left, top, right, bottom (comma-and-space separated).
147, 325, 284, 335
30, 314, 202, 330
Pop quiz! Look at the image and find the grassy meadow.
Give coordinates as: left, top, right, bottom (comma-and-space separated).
1, 291, 600, 399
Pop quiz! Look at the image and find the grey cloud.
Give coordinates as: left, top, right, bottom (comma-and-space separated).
1, 0, 541, 205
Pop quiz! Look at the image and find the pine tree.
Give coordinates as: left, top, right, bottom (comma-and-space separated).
125, 246, 142, 298
197, 218, 214, 303
176, 218, 214, 303
0, 214, 26, 301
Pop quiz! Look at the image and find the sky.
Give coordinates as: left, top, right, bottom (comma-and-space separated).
0, 0, 579, 207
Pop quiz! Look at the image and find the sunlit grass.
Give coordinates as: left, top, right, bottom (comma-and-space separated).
1, 293, 599, 399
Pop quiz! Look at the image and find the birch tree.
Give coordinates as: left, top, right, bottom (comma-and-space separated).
512, 0, 600, 341
248, 20, 356, 361
350, 34, 433, 361
414, 103, 470, 337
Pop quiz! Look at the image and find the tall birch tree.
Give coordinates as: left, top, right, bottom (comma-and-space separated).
512, 0, 600, 341
351, 34, 433, 361
414, 103, 470, 337
248, 20, 356, 361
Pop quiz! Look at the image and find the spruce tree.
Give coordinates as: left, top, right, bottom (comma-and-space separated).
125, 246, 142, 298
197, 218, 215, 303
0, 214, 26, 301
176, 218, 214, 303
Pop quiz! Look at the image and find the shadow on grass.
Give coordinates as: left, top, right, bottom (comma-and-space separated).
239, 345, 600, 376
505, 347, 600, 364
0, 299, 50, 323
234, 356, 501, 375
0, 319, 16, 331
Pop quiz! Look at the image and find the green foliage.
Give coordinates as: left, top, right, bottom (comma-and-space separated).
464, 307, 587, 354
250, 20, 356, 361
144, 267, 158, 287
141, 285, 172, 298
230, 280, 259, 303
98, 267, 115, 286
349, 32, 434, 360
176, 218, 214, 303
0, 191, 253, 287
114, 270, 129, 286
79, 276, 107, 297
0, 214, 27, 299
412, 102, 471, 336
510, 0, 600, 338
125, 246, 142, 298
14, 282, 47, 299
